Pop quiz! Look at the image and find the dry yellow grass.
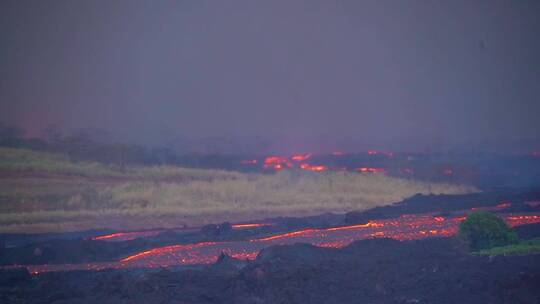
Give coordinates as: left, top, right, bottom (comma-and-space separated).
0, 147, 479, 233
0, 147, 241, 180
102, 170, 477, 215
0, 170, 478, 233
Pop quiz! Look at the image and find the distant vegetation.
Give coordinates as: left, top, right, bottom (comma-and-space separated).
459, 211, 519, 251
0, 147, 241, 180
0, 148, 478, 233
459, 211, 540, 257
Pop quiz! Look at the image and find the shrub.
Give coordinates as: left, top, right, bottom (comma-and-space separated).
458, 211, 519, 251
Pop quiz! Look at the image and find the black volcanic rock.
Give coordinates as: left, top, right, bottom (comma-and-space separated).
211, 252, 249, 273
4, 237, 540, 303
344, 190, 540, 225
0, 267, 30, 287
201, 222, 233, 237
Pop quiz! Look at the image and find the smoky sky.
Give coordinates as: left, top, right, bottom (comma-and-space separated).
1, 0, 539, 152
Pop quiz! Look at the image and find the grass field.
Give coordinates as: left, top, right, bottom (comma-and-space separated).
0, 148, 479, 233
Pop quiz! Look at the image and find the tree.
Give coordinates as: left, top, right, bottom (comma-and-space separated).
458, 211, 519, 251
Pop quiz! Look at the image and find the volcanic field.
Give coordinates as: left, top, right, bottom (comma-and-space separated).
2, 190, 540, 303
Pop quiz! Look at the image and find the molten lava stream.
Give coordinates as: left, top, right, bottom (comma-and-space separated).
18, 213, 540, 274
299, 163, 328, 172
92, 231, 164, 242
263, 156, 292, 170
231, 223, 273, 229
92, 223, 272, 242
291, 153, 312, 162
356, 167, 386, 174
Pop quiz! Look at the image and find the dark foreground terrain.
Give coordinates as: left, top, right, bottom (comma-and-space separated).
2, 236, 540, 304
2, 189, 540, 303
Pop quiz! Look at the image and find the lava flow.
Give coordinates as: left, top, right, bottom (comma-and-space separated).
356, 167, 386, 174
92, 223, 272, 242
291, 153, 312, 162
300, 163, 328, 172
263, 156, 293, 170
231, 223, 273, 229
91, 231, 164, 242
18, 212, 540, 274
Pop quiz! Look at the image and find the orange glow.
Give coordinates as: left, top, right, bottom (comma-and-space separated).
121, 242, 220, 263
300, 163, 328, 172
14, 212, 540, 274
252, 229, 318, 242
326, 221, 384, 231
332, 151, 345, 156
240, 159, 258, 165
356, 167, 386, 174
471, 202, 513, 212
230, 252, 258, 260
454, 216, 467, 222
263, 156, 292, 170
506, 215, 540, 226
367, 150, 378, 155
232, 223, 273, 229
496, 202, 511, 209
291, 153, 312, 162
92, 231, 163, 242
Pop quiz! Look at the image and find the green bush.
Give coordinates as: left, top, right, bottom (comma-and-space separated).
458, 211, 519, 251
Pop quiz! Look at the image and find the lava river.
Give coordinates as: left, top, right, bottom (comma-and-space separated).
19, 213, 540, 274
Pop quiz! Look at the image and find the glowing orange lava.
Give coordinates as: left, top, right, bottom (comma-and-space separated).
232, 223, 273, 229
92, 231, 164, 242
121, 242, 220, 263
291, 153, 312, 162
471, 202, 512, 212
253, 229, 319, 242
14, 212, 540, 274
356, 167, 386, 174
300, 163, 328, 172
496, 202, 512, 209
263, 156, 292, 170
506, 215, 540, 226
93, 223, 271, 242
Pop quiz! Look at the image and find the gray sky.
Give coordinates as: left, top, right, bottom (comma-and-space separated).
1, 0, 539, 152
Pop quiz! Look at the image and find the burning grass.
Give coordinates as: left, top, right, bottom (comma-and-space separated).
0, 148, 478, 233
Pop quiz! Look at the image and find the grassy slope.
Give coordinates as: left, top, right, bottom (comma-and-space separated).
0, 147, 241, 180
0, 148, 479, 233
